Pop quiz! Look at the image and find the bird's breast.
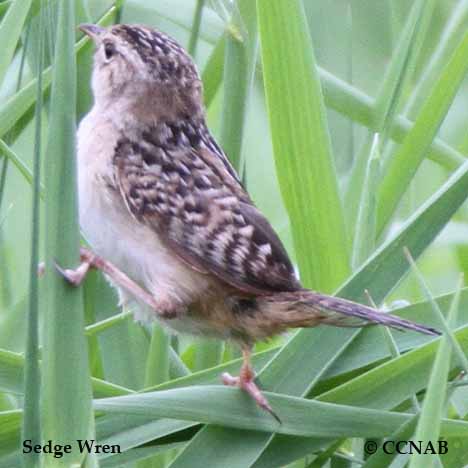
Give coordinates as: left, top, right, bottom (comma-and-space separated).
76, 109, 212, 310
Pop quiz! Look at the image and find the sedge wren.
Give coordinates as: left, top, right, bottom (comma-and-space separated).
67, 23, 438, 417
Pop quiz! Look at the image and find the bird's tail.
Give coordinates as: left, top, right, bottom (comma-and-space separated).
259, 290, 440, 336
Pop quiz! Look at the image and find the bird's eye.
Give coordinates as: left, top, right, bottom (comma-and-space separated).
104, 42, 116, 60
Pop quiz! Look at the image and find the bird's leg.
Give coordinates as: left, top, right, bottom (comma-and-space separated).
55, 247, 176, 317
222, 348, 280, 422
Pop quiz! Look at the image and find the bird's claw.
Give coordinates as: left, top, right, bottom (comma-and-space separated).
54, 258, 91, 286
221, 371, 281, 423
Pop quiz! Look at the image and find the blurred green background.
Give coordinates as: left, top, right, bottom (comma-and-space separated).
1, 0, 468, 467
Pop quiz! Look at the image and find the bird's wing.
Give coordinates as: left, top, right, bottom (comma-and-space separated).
113, 127, 300, 295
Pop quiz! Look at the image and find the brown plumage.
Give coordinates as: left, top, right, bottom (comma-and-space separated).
71, 23, 439, 417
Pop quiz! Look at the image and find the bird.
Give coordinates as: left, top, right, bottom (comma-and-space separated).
67, 22, 439, 418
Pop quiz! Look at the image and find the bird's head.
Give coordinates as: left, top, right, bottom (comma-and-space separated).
79, 23, 203, 119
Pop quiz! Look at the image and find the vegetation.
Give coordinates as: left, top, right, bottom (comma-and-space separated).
1, 0, 468, 466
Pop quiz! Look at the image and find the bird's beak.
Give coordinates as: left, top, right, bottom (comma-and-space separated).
79, 23, 106, 41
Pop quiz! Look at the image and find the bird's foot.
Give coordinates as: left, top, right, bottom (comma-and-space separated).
221, 367, 280, 423
54, 248, 97, 286
55, 256, 92, 286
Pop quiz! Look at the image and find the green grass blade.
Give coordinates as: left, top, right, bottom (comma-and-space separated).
84, 310, 132, 336
0, 345, 276, 397
41, 1, 94, 466
377, 30, 468, 233
0, 71, 52, 139
94, 386, 468, 439
0, 5, 116, 140
139, 328, 172, 468
317, 328, 467, 410
193, 340, 223, 372
405, 0, 468, 116
251, 436, 338, 468
0, 156, 7, 211
21, 4, 44, 467
96, 417, 196, 458
123, 0, 223, 43
408, 277, 462, 468
374, 0, 427, 144
91, 378, 134, 399
219, 25, 247, 171
150, 347, 277, 391
0, 139, 42, 194
258, 0, 350, 291
201, 36, 225, 108
318, 67, 464, 172
340, 160, 468, 304
171, 426, 271, 468
144, 324, 170, 387
0, 348, 23, 395
96, 308, 149, 391
0, 1, 12, 19
365, 293, 421, 412
0, 0, 32, 88
0, 410, 22, 460
1, 412, 192, 467
169, 347, 190, 379
187, 0, 205, 57
0, 412, 191, 465
86, 307, 187, 382
351, 133, 380, 269
101, 443, 184, 467
219, 0, 258, 173
378, 1, 468, 187
346, 0, 429, 229
170, 329, 358, 468
362, 415, 419, 468
252, 324, 468, 467
82, 273, 105, 379
404, 250, 468, 372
